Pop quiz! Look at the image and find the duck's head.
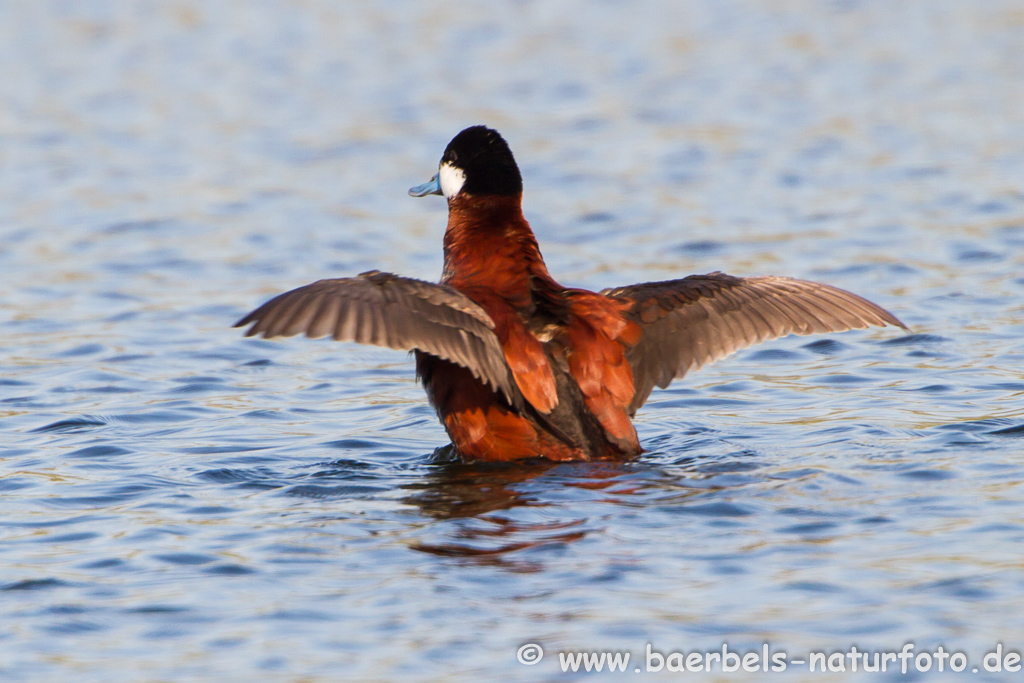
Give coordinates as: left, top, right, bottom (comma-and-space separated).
409, 126, 523, 200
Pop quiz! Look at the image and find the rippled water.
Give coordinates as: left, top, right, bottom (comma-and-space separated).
3, 1, 1024, 680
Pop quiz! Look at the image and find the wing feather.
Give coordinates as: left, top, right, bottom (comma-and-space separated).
602, 273, 907, 413
236, 271, 519, 406
306, 292, 340, 339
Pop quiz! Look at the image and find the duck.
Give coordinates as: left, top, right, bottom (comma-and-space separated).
236, 125, 907, 462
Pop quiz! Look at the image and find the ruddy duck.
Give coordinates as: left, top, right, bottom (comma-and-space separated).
237, 126, 906, 461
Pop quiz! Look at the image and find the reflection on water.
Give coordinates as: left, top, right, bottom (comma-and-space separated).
406, 455, 562, 520
3, 0, 1024, 680
405, 459, 629, 570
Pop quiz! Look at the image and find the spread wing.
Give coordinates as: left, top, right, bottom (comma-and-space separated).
235, 270, 519, 406
601, 272, 908, 414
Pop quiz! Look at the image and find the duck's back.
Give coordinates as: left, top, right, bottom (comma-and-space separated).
415, 292, 644, 462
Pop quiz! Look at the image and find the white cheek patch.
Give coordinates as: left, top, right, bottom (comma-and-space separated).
439, 162, 466, 199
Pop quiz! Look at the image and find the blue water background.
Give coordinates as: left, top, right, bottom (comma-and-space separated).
2, 1, 1024, 680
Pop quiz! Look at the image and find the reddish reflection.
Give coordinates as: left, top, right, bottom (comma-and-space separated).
402, 451, 638, 569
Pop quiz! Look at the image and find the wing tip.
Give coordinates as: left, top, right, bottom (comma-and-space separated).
863, 300, 909, 333
234, 312, 266, 338
887, 314, 911, 333
237, 321, 266, 338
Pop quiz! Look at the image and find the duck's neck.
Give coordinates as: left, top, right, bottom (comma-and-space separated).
441, 194, 559, 311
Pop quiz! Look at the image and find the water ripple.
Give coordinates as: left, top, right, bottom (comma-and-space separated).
2, 1, 1023, 680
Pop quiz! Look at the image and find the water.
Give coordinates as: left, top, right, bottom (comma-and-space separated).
2, 0, 1024, 680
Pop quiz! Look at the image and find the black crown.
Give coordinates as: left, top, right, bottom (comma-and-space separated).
442, 126, 523, 196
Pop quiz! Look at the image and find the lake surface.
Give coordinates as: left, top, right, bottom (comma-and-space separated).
2, 1, 1024, 680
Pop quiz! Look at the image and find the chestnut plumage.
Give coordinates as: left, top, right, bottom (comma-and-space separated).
237, 126, 907, 462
